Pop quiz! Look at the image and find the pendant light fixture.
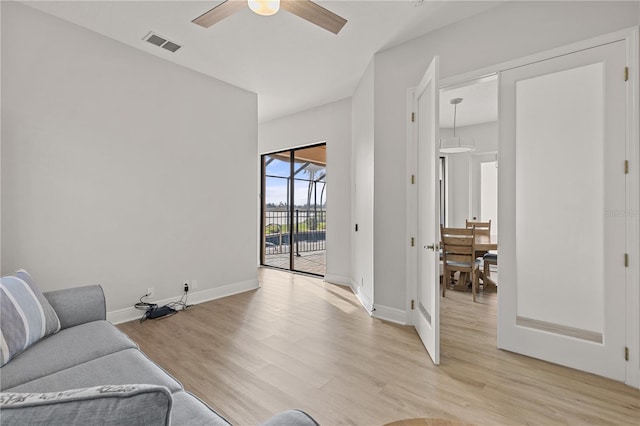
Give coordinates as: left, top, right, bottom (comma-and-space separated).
248, 0, 280, 16
440, 97, 475, 154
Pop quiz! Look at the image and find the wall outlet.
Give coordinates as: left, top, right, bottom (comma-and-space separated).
146, 287, 154, 298
183, 280, 190, 292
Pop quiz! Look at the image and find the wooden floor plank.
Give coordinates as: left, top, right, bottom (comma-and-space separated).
118, 268, 640, 425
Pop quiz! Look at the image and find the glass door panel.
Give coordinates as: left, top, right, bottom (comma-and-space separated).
261, 144, 326, 276
262, 151, 292, 270
292, 146, 327, 275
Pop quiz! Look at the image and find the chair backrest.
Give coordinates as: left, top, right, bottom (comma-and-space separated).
440, 225, 476, 267
465, 219, 491, 236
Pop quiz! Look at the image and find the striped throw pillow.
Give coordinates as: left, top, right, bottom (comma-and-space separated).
0, 269, 61, 366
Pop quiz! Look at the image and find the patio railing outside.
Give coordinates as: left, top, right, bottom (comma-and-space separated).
264, 209, 326, 255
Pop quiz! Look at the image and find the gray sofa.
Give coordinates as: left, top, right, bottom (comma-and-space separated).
0, 285, 318, 426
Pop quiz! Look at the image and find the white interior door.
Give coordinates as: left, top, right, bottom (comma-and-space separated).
413, 56, 440, 365
498, 41, 627, 380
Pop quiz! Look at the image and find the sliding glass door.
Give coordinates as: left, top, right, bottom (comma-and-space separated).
261, 144, 326, 276
262, 150, 292, 271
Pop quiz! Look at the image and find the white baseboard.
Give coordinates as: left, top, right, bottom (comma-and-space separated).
324, 274, 351, 286
372, 304, 408, 325
349, 280, 374, 313
107, 279, 259, 325
325, 274, 374, 315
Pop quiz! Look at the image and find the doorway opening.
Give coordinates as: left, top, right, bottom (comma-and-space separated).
440, 75, 498, 229
439, 76, 499, 290
261, 143, 327, 276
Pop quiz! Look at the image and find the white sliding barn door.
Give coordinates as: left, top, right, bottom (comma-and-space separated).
498, 41, 627, 381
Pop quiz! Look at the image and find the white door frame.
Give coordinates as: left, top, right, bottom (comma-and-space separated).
406, 26, 639, 387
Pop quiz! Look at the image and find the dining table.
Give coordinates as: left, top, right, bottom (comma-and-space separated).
474, 233, 498, 253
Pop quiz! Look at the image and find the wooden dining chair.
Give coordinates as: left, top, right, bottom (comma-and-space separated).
440, 225, 481, 302
466, 220, 492, 277
465, 219, 491, 236
466, 220, 498, 289
483, 252, 498, 283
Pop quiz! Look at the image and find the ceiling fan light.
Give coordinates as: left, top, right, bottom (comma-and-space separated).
248, 0, 280, 16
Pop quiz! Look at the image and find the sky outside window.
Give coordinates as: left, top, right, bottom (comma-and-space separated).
265, 155, 326, 206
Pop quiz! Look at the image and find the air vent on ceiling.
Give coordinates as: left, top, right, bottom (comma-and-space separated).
143, 32, 181, 53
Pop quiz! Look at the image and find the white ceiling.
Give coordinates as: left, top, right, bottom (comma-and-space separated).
440, 76, 498, 128
23, 0, 501, 123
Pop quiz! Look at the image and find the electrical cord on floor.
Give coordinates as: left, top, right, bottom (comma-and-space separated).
136, 290, 193, 323
164, 290, 193, 311
134, 293, 156, 311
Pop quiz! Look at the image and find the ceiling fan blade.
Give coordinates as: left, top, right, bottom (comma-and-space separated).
192, 0, 246, 28
281, 0, 347, 35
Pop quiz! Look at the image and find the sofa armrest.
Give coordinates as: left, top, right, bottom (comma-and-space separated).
44, 285, 106, 329
0, 384, 171, 426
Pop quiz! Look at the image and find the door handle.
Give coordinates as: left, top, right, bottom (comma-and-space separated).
425, 243, 439, 251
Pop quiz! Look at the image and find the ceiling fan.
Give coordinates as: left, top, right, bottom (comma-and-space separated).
192, 0, 348, 35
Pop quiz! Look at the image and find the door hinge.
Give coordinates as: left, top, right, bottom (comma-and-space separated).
625, 346, 629, 361
624, 160, 629, 174
411, 174, 415, 184
411, 112, 415, 122
624, 253, 629, 267
624, 67, 629, 82
411, 299, 415, 310
411, 237, 415, 247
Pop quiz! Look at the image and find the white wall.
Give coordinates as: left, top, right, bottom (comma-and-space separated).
371, 0, 639, 313
441, 121, 498, 228
258, 98, 352, 283
350, 59, 375, 310
1, 2, 258, 320
0, 2, 2, 274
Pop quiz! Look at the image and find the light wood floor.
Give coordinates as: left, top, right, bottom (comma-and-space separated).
118, 268, 640, 425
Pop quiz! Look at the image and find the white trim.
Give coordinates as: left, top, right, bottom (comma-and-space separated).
350, 279, 374, 313
625, 27, 640, 389
326, 275, 375, 314
324, 274, 351, 287
372, 304, 408, 325
440, 27, 637, 89
107, 279, 259, 325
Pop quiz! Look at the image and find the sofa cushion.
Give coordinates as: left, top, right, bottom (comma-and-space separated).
1, 320, 137, 391
0, 384, 172, 426
7, 348, 183, 394
170, 391, 232, 426
0, 270, 61, 366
